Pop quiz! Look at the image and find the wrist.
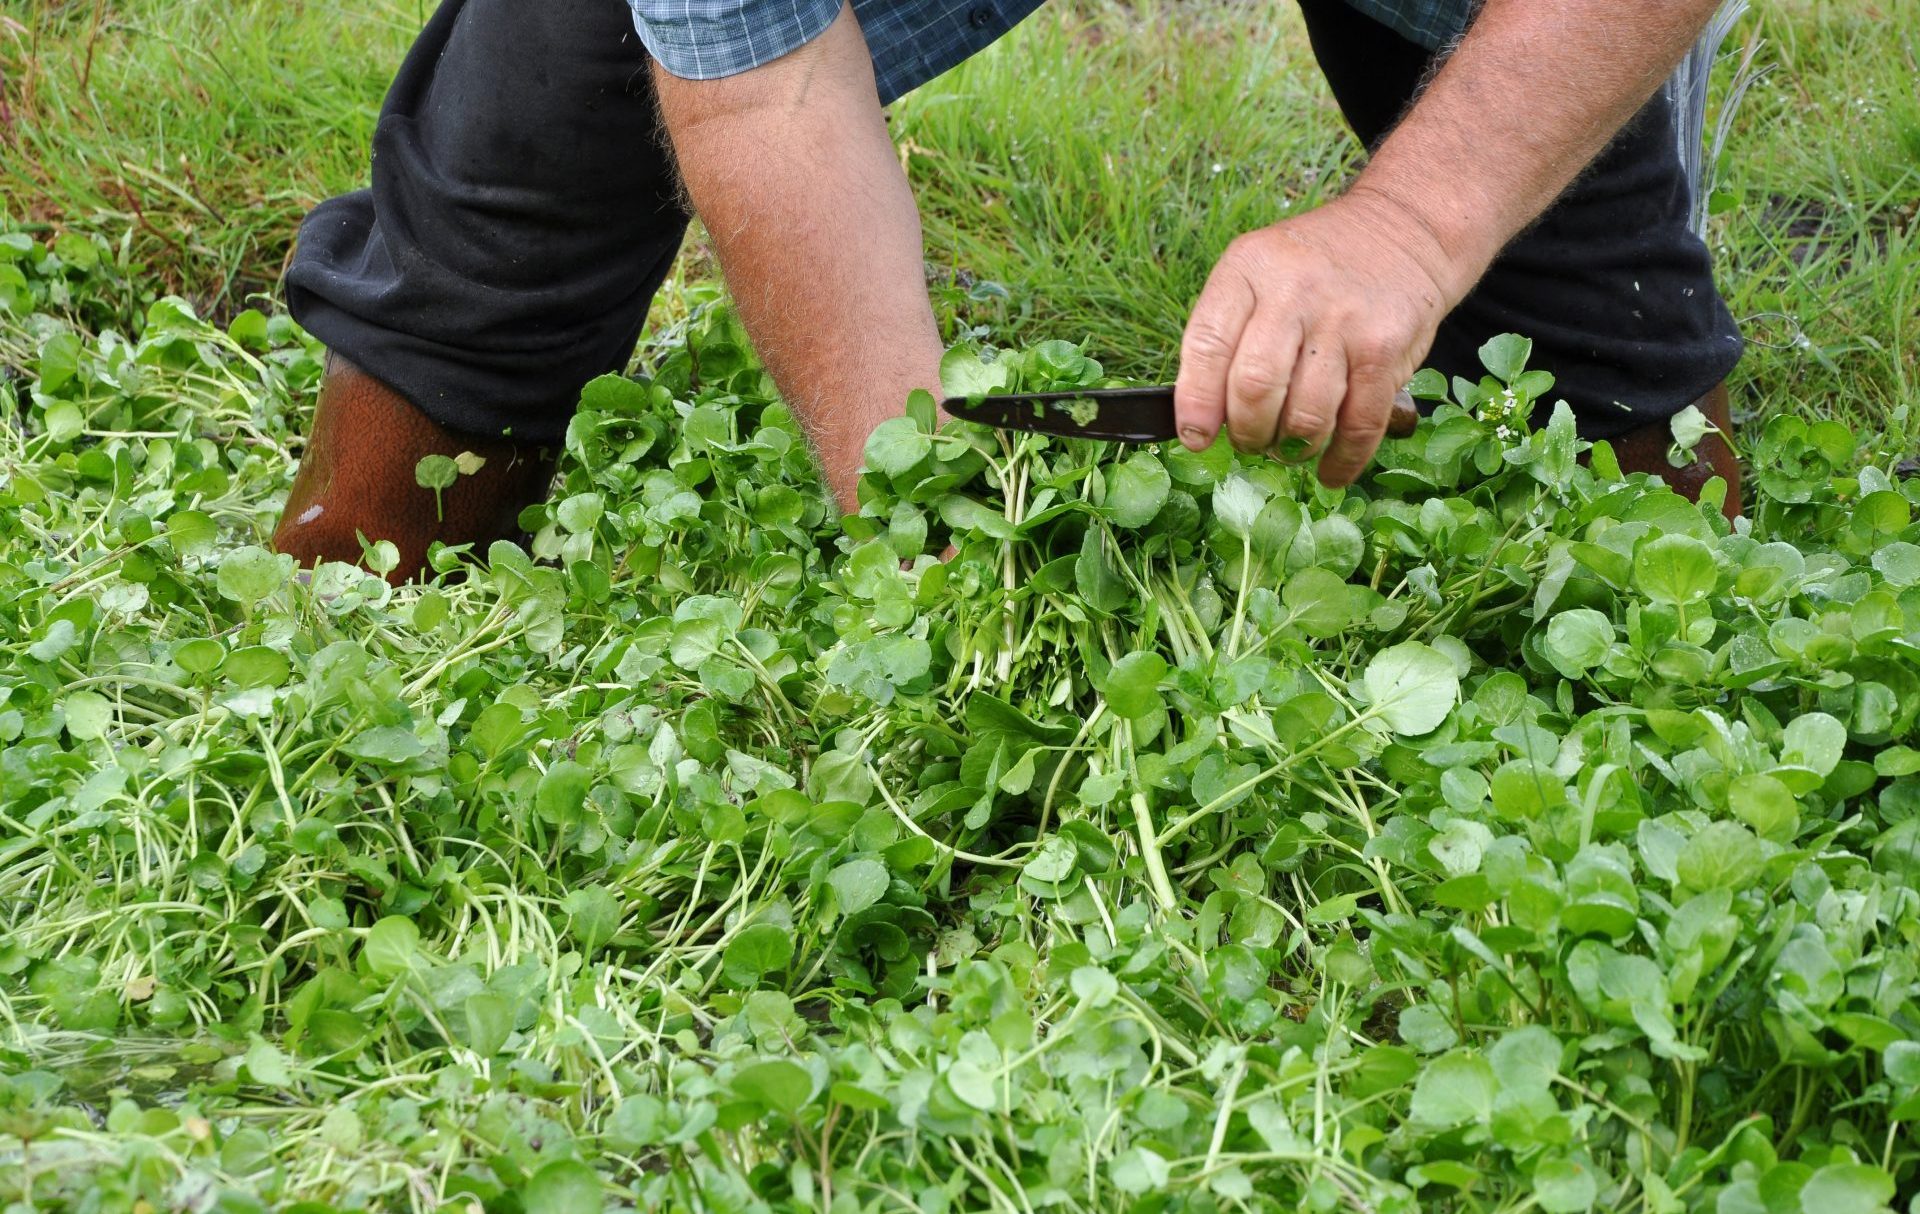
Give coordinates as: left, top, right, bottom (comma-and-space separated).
1338, 177, 1497, 310
810, 384, 937, 516
824, 462, 864, 516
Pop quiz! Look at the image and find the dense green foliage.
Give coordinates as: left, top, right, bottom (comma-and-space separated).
5, 229, 1920, 1214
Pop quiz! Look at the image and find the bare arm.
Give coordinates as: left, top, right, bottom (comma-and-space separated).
1353, 0, 1725, 301
651, 3, 942, 512
1176, 0, 1724, 485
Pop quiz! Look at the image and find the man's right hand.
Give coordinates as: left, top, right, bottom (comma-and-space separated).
1174, 189, 1470, 488
650, 3, 946, 514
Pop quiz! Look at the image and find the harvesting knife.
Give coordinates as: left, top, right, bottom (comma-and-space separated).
942, 385, 1420, 446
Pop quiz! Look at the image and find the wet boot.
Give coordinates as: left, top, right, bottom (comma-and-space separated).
1604, 382, 1742, 523
271, 354, 557, 584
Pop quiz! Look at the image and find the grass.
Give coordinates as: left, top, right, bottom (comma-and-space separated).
1, 1, 418, 310
4, 0, 1916, 426
1698, 0, 1920, 428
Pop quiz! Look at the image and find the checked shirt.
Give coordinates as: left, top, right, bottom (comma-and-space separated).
625, 0, 1478, 103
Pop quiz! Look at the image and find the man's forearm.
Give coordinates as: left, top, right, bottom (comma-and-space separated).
1349, 0, 1724, 304
652, 4, 943, 510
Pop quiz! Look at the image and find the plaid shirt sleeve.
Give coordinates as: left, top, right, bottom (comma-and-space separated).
626, 0, 1046, 104
627, 0, 1480, 103
627, 0, 844, 82
1340, 0, 1478, 49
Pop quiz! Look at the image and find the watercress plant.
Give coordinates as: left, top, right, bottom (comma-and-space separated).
2, 231, 1918, 1213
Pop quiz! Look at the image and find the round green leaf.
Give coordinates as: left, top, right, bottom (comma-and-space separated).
556, 492, 605, 534
864, 417, 934, 478
216, 545, 293, 607
722, 923, 795, 985
1632, 533, 1717, 607
1104, 651, 1167, 720
1363, 641, 1461, 735
1428, 818, 1491, 877
1781, 712, 1846, 777
1069, 966, 1118, 1008
243, 1039, 293, 1089
362, 916, 422, 979
1534, 1155, 1598, 1213
1875, 746, 1920, 778
1396, 1004, 1458, 1054
1728, 772, 1799, 841
1282, 567, 1367, 638
62, 691, 111, 741
1675, 821, 1762, 892
524, 1158, 603, 1214
165, 507, 217, 553
43, 400, 84, 443
413, 453, 458, 492
1111, 1146, 1171, 1195
1871, 541, 1920, 587
171, 637, 226, 677
37, 330, 83, 393
1487, 1025, 1563, 1093
343, 725, 426, 765
1851, 490, 1910, 540
827, 857, 888, 915
1885, 1041, 1920, 1087
939, 346, 1010, 399
318, 1104, 362, 1152
561, 885, 622, 953
535, 760, 592, 823
731, 1058, 813, 1116
1212, 475, 1266, 538
1408, 1051, 1495, 1127
463, 992, 513, 1056
669, 617, 724, 669
221, 645, 291, 689
1542, 608, 1613, 678
1023, 834, 1079, 884
1797, 1164, 1894, 1214
1479, 333, 1533, 382
944, 1059, 997, 1111
1106, 452, 1170, 527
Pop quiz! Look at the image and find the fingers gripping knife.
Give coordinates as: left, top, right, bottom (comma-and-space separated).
941, 385, 1421, 446
939, 0, 1754, 449
940, 0, 1752, 448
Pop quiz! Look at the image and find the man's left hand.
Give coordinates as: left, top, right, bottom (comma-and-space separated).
1173, 190, 1478, 487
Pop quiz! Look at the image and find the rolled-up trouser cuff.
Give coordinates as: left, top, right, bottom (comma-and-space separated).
284, 0, 690, 445
288, 191, 681, 445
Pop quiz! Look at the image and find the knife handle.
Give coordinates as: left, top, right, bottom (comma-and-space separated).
1387, 389, 1420, 439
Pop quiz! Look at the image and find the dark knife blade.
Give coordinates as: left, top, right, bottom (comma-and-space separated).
943, 385, 1421, 444
942, 386, 1180, 443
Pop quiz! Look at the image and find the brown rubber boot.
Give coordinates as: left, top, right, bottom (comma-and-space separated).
1604, 382, 1742, 523
271, 354, 557, 584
